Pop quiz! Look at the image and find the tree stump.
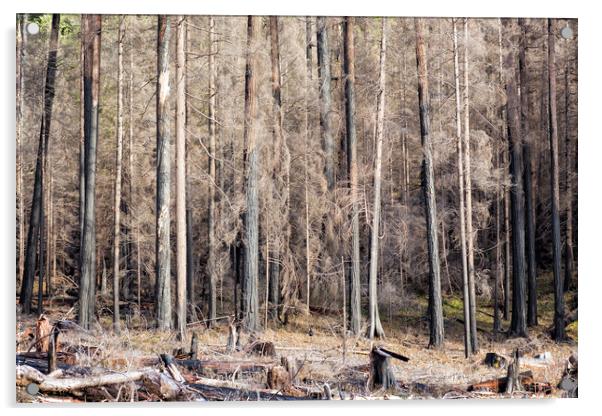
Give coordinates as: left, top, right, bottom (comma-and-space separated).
369, 346, 396, 390
226, 320, 238, 353
505, 348, 521, 394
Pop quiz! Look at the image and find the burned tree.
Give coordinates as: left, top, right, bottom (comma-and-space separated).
415, 17, 444, 348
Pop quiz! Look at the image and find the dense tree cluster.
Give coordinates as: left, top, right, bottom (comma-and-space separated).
16, 15, 577, 355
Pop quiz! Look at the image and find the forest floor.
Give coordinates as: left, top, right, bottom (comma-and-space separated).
15, 272, 577, 402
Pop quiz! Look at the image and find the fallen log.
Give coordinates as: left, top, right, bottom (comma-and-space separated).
188, 383, 310, 401
17, 365, 149, 393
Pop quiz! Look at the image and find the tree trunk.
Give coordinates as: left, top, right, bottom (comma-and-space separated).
269, 16, 285, 322
462, 19, 478, 353
415, 18, 444, 348
367, 18, 387, 340
80, 14, 101, 329
20, 14, 60, 315
563, 65, 574, 292
175, 15, 188, 339
16, 14, 26, 288
547, 19, 565, 342
503, 19, 528, 338
155, 15, 172, 330
317, 17, 335, 191
343, 17, 361, 336
206, 16, 217, 327
242, 16, 261, 331
113, 17, 125, 335
493, 19, 504, 333
518, 19, 538, 328
452, 18, 471, 356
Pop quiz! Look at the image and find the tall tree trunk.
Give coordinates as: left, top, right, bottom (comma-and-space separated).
462, 19, 478, 353
16, 14, 26, 288
547, 19, 565, 342
113, 17, 125, 335
452, 18, 471, 356
207, 16, 217, 327
518, 19, 538, 327
317, 17, 335, 191
20, 15, 60, 314
493, 19, 504, 333
304, 16, 313, 316
367, 18, 387, 340
155, 15, 172, 330
242, 16, 261, 331
269, 16, 284, 322
80, 14, 101, 329
415, 18, 444, 348
175, 15, 187, 339
343, 17, 361, 335
503, 19, 528, 338
563, 64, 574, 292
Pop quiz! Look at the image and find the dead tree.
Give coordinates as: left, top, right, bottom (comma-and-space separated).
367, 17, 387, 340
547, 19, 565, 342
563, 64, 574, 292
452, 18, 471, 356
518, 19, 538, 328
175, 15, 187, 339
343, 16, 362, 335
463, 19, 478, 353
243, 16, 261, 331
415, 18, 444, 348
20, 14, 60, 315
504, 19, 528, 338
80, 14, 101, 329
112, 16, 125, 335
155, 15, 172, 330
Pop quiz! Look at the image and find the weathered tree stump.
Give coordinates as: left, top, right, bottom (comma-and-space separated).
267, 365, 290, 390
369, 346, 396, 390
226, 320, 238, 353
47, 324, 60, 373
190, 331, 199, 360
505, 348, 521, 394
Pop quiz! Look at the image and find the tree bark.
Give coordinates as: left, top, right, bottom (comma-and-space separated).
547, 19, 565, 341
206, 16, 217, 327
415, 18, 444, 348
462, 19, 478, 353
367, 18, 387, 340
155, 15, 172, 330
518, 19, 538, 328
79, 14, 101, 329
503, 19, 528, 338
269, 16, 285, 322
16, 14, 26, 288
176, 15, 188, 339
113, 17, 125, 335
20, 14, 60, 315
563, 64, 574, 292
242, 16, 261, 331
452, 18, 471, 356
343, 17, 361, 335
317, 17, 335, 191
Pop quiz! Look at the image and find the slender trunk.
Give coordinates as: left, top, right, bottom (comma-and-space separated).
175, 15, 187, 339
503, 19, 528, 337
80, 14, 101, 329
493, 18, 504, 333
242, 16, 260, 331
155, 15, 172, 330
547, 19, 565, 341
304, 16, 313, 315
452, 18, 471, 356
317, 17, 335, 191
415, 18, 444, 348
16, 14, 26, 288
112, 17, 125, 335
462, 19, 478, 353
20, 14, 60, 314
269, 16, 284, 321
563, 65, 574, 292
343, 17, 361, 335
368, 18, 387, 340
518, 19, 538, 327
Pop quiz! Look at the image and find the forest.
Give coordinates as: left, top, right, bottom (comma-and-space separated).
15, 14, 578, 401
